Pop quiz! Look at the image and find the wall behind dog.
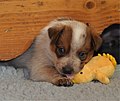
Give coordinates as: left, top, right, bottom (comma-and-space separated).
0, 0, 120, 60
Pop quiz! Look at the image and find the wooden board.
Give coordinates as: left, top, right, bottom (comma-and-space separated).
0, 0, 120, 60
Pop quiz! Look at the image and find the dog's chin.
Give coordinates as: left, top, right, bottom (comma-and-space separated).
65, 74, 75, 79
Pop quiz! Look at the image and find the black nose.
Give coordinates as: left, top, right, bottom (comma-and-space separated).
62, 65, 73, 74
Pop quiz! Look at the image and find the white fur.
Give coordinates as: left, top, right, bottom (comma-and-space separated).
70, 21, 87, 51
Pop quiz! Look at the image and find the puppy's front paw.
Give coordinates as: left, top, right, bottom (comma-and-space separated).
54, 77, 74, 87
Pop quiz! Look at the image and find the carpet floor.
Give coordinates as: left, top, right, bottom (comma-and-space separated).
0, 65, 120, 101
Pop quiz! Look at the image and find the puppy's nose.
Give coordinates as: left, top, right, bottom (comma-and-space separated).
62, 65, 73, 74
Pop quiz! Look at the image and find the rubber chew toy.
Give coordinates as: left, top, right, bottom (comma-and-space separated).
72, 53, 117, 84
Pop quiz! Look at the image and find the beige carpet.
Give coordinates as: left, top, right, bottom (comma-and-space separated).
0, 65, 120, 101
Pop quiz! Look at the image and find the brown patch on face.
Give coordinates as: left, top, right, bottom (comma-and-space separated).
87, 27, 102, 51
48, 25, 72, 58
77, 26, 102, 66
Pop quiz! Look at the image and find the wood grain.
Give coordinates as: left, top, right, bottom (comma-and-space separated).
0, 0, 120, 60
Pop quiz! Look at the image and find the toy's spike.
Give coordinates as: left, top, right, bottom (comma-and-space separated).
103, 53, 106, 57
110, 55, 113, 60
107, 54, 110, 58
98, 54, 101, 56
112, 57, 117, 67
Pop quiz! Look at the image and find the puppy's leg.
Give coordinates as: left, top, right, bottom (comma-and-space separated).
29, 66, 74, 87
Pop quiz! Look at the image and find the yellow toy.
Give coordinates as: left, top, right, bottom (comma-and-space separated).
72, 53, 117, 84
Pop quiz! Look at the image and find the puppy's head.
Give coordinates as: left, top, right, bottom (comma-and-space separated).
48, 20, 102, 77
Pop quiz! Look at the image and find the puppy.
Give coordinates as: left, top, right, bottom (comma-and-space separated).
0, 18, 102, 87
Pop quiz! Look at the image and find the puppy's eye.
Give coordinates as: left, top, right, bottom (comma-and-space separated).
57, 47, 65, 56
78, 51, 87, 61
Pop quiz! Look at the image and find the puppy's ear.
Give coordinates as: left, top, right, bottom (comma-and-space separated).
87, 27, 102, 51
91, 32, 102, 51
48, 25, 64, 40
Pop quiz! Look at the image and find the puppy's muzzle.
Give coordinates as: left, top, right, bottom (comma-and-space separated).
62, 65, 74, 74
